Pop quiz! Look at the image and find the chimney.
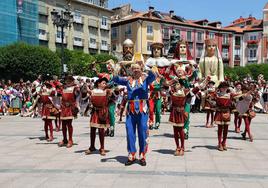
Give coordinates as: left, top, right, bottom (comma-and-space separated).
149, 6, 154, 12
169, 10, 174, 18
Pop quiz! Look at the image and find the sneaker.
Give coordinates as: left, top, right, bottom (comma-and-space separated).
125, 159, 135, 166
109, 129, 114, 137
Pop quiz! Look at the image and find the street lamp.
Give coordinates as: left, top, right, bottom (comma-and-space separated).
51, 3, 73, 78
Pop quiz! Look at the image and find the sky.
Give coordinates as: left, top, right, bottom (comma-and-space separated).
109, 0, 267, 26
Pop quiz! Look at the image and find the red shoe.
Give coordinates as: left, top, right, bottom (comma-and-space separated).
218, 144, 224, 151
66, 140, 73, 148
58, 140, 67, 147
174, 148, 180, 156
179, 148, 185, 156
47, 136, 54, 142
99, 149, 106, 156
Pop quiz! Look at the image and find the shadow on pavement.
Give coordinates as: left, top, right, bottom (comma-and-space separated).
152, 149, 174, 155
101, 156, 128, 164
192, 145, 242, 151
28, 136, 49, 141
152, 133, 173, 138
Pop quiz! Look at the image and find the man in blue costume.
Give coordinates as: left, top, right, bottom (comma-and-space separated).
112, 64, 158, 166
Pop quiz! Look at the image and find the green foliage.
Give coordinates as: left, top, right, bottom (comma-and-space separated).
67, 50, 96, 77
0, 43, 120, 80
0, 43, 60, 82
93, 53, 118, 73
225, 63, 268, 81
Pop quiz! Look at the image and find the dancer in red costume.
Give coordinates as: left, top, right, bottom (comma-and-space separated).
85, 77, 112, 156
58, 75, 80, 148
214, 82, 232, 151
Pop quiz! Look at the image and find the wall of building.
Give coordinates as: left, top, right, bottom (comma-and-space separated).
38, 0, 112, 54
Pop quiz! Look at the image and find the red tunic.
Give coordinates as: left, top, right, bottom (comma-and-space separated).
214, 93, 232, 125
40, 87, 57, 120
61, 85, 77, 120
90, 89, 110, 129
169, 89, 189, 127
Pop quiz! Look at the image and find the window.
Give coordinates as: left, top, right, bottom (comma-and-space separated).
187, 31, 192, 41
163, 28, 169, 38
39, 29, 46, 35
147, 25, 153, 36
90, 38, 96, 44
74, 37, 82, 42
249, 35, 257, 41
57, 31, 64, 38
112, 44, 116, 51
222, 34, 228, 44
196, 44, 203, 57
188, 43, 193, 53
111, 27, 118, 39
102, 40, 107, 46
125, 24, 132, 35
249, 48, 257, 59
74, 11, 81, 20
101, 16, 107, 26
147, 42, 153, 51
235, 36, 241, 45
209, 32, 215, 39
197, 32, 203, 41
222, 48, 228, 59
174, 29, 180, 35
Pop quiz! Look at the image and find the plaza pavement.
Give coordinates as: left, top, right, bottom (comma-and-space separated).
0, 113, 267, 188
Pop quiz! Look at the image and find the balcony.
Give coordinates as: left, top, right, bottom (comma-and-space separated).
100, 24, 109, 30
247, 40, 258, 47
89, 42, 98, 49
73, 39, 84, 47
222, 41, 229, 46
163, 33, 169, 40
222, 53, 229, 60
55, 35, 67, 44
73, 16, 84, 24
248, 57, 257, 62
101, 44, 109, 51
234, 55, 240, 60
39, 6, 48, 16
39, 32, 49, 41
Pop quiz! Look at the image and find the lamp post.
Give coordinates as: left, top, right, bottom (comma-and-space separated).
51, 3, 73, 78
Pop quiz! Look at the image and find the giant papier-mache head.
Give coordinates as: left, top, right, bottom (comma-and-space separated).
123, 39, 134, 61
173, 40, 193, 60
205, 39, 217, 57
150, 42, 164, 58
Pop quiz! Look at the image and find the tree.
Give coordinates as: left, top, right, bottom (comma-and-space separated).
0, 43, 60, 81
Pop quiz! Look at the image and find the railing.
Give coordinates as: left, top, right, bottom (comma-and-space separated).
73, 16, 84, 24
89, 42, 98, 49
222, 40, 229, 45
101, 44, 108, 51
88, 19, 98, 28
39, 32, 49, 41
73, 39, 84, 46
234, 55, 240, 60
222, 53, 229, 60
55, 35, 67, 44
100, 24, 109, 30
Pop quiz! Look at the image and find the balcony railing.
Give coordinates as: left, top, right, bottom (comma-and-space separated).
234, 55, 240, 60
39, 32, 49, 41
248, 57, 257, 61
222, 53, 229, 60
73, 39, 84, 47
89, 42, 98, 49
55, 35, 67, 44
100, 24, 109, 30
88, 19, 98, 28
73, 16, 84, 24
101, 44, 109, 51
163, 34, 169, 39
222, 41, 229, 46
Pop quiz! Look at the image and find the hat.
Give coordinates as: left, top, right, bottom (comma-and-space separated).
94, 77, 109, 88
65, 74, 74, 81
218, 81, 229, 89
234, 82, 242, 87
151, 42, 164, 49
208, 81, 215, 85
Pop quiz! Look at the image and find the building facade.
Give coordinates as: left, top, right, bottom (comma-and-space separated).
0, 0, 39, 46
112, 4, 268, 67
38, 0, 112, 54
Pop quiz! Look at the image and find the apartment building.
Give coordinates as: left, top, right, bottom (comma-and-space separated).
111, 5, 235, 66
38, 0, 112, 54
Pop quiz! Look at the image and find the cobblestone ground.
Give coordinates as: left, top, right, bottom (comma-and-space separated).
0, 113, 267, 188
